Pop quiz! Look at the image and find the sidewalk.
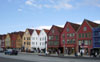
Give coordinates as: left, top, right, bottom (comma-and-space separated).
39, 53, 100, 60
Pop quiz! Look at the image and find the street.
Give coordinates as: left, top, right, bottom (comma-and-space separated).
0, 53, 100, 62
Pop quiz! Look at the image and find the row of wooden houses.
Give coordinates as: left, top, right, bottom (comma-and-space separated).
0, 19, 100, 55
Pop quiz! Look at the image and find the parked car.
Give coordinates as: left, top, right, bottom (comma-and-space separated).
4, 49, 18, 55
0, 48, 4, 52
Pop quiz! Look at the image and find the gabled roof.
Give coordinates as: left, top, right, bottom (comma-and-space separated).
43, 29, 49, 34
2, 35, 6, 39
36, 30, 40, 35
27, 29, 34, 35
85, 19, 99, 28
53, 25, 63, 33
69, 22, 80, 31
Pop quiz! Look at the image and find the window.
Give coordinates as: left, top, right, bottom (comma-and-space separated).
85, 33, 87, 38
73, 39, 75, 44
73, 33, 75, 37
79, 34, 81, 38
84, 40, 88, 45
84, 27, 87, 31
79, 41, 81, 45
56, 35, 59, 40
62, 40, 65, 44
88, 40, 91, 45
49, 36, 53, 40
24, 37, 25, 40
67, 27, 69, 32
82, 33, 84, 38
62, 34, 65, 38
67, 39, 69, 44
52, 30, 54, 33
36, 42, 37, 45
54, 41, 59, 46
67, 34, 70, 37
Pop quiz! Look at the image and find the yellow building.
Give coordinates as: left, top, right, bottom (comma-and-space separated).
5, 34, 11, 48
16, 32, 24, 51
22, 29, 33, 52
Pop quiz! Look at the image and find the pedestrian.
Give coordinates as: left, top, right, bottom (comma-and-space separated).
80, 51, 83, 56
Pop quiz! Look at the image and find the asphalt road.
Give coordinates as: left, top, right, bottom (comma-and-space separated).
0, 53, 100, 62
0, 57, 36, 62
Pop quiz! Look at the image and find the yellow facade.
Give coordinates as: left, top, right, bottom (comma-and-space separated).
5, 34, 11, 48
16, 34, 22, 49
22, 29, 31, 51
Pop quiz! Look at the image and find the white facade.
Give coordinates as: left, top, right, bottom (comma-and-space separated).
31, 29, 48, 53
31, 30, 40, 52
39, 29, 48, 53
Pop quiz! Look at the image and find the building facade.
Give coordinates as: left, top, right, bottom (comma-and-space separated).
39, 29, 49, 53
77, 19, 99, 55
22, 29, 33, 52
61, 22, 80, 54
16, 32, 24, 51
92, 27, 100, 54
5, 34, 11, 48
1, 35, 6, 50
47, 25, 63, 54
31, 29, 40, 53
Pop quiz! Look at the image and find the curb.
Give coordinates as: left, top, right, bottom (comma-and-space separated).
39, 55, 100, 60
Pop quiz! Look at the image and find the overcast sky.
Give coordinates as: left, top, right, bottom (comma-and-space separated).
0, 0, 100, 34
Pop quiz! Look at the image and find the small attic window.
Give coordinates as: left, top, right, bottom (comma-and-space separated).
83, 27, 87, 31
67, 27, 69, 32
52, 30, 54, 33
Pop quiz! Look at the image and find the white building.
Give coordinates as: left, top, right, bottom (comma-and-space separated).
31, 29, 49, 53
39, 29, 49, 53
31, 30, 40, 52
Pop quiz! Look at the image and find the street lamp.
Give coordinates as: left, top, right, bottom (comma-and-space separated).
45, 41, 47, 55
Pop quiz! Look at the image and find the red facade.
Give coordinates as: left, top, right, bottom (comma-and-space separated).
77, 19, 99, 54
1, 35, 6, 49
61, 22, 80, 54
47, 25, 63, 53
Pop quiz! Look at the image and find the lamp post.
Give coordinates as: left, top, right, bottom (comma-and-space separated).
45, 41, 47, 55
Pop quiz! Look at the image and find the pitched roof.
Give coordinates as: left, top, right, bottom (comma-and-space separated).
53, 25, 63, 33
43, 29, 49, 34
27, 29, 34, 35
36, 30, 40, 35
69, 22, 80, 31
85, 19, 99, 28
2, 35, 6, 39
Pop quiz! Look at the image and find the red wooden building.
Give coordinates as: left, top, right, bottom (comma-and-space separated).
1, 35, 6, 50
61, 22, 80, 54
47, 25, 63, 53
77, 19, 99, 55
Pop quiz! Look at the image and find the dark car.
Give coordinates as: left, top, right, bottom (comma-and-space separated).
5, 49, 18, 55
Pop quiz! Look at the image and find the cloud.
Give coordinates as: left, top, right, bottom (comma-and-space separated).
94, 20, 100, 24
18, 8, 22, 12
25, 0, 33, 5
24, 0, 73, 10
35, 25, 64, 30
76, 0, 100, 8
